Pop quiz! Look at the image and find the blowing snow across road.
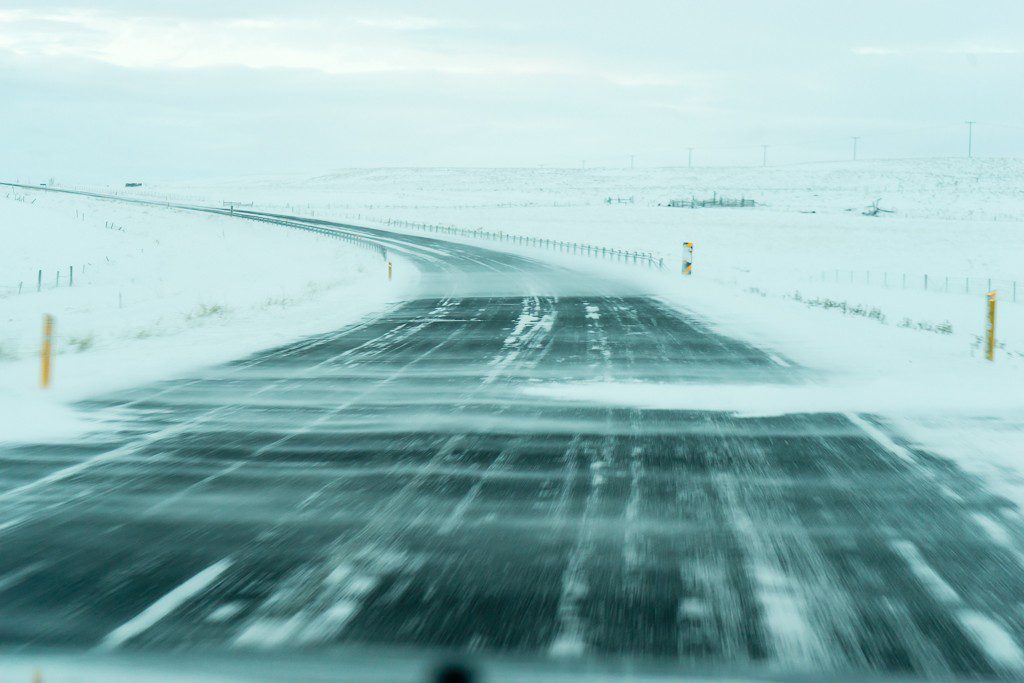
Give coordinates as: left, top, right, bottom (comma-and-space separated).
1, 206, 1022, 679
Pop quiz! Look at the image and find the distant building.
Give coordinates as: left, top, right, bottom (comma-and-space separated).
125, 182, 143, 188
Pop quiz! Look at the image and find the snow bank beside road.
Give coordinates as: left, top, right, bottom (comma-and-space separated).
0, 189, 414, 443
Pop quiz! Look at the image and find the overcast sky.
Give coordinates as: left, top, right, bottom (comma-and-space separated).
2, 1, 1022, 180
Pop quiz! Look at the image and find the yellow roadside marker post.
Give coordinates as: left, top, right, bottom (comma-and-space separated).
986, 291, 997, 361
388, 261, 393, 282
41, 315, 54, 388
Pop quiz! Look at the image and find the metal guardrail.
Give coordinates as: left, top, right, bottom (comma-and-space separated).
224, 210, 390, 261
383, 218, 665, 270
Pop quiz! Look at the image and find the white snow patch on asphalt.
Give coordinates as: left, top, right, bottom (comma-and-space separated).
844, 413, 915, 465
521, 376, 1024, 418
972, 513, 1014, 548
957, 609, 1024, 670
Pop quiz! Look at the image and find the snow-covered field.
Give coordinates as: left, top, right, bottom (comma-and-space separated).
77, 158, 1023, 504
0, 187, 413, 442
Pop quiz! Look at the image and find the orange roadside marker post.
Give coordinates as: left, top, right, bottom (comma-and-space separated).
41, 315, 54, 388
986, 291, 997, 361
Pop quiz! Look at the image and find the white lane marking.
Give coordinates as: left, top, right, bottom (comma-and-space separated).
844, 413, 915, 465
98, 558, 233, 650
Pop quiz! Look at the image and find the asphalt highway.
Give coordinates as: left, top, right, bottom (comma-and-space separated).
1, 201, 1022, 681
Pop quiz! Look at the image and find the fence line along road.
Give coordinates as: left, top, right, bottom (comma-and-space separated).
818, 269, 1020, 303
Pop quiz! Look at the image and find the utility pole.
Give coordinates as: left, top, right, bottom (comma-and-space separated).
852, 136, 860, 161
761, 145, 768, 167
687, 147, 694, 168
965, 121, 976, 158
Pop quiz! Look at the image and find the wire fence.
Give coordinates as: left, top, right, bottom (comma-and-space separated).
666, 194, 757, 208
383, 218, 665, 270
0, 266, 88, 298
816, 269, 1020, 303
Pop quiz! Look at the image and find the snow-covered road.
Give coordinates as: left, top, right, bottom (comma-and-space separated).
1, 201, 1022, 680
